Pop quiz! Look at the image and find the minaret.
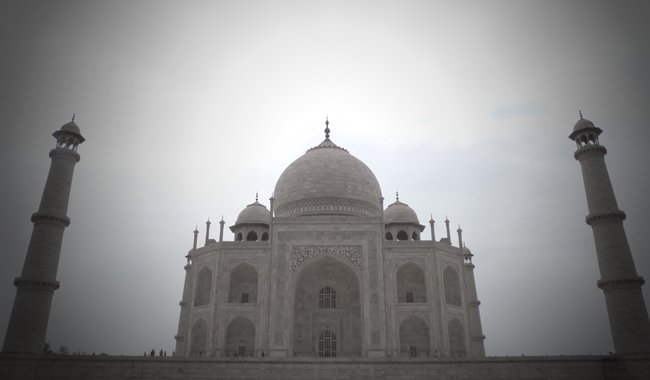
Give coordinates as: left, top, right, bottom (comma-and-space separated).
429, 216, 435, 241
570, 114, 650, 354
3, 119, 85, 353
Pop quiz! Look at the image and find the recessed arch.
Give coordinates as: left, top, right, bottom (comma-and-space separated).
193, 267, 212, 307
261, 232, 269, 241
396, 230, 409, 241
293, 256, 361, 357
225, 316, 256, 357
235, 232, 243, 241
190, 318, 207, 356
385, 231, 393, 240
399, 316, 430, 357
228, 263, 258, 303
448, 318, 466, 357
396, 262, 427, 303
412, 231, 419, 241
443, 266, 462, 306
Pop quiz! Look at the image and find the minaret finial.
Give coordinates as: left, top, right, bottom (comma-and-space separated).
579, 110, 583, 119
255, 192, 259, 202
324, 116, 330, 139
72, 113, 76, 122
396, 191, 399, 202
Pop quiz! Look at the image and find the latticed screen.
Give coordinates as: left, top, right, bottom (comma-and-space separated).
241, 292, 249, 303
318, 330, 336, 357
406, 292, 414, 303
318, 286, 336, 309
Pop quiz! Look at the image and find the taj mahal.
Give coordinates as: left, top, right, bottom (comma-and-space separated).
1, 115, 649, 379
173, 119, 485, 359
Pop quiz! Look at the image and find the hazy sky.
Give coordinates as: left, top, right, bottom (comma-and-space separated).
1, 1, 649, 356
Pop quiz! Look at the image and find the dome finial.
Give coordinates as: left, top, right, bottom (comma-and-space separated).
324, 116, 330, 139
255, 192, 259, 202
579, 110, 583, 119
396, 191, 399, 202
71, 113, 76, 122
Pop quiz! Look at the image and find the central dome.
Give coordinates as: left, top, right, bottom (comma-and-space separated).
273, 136, 382, 217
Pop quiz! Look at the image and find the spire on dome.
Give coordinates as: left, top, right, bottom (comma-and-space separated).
255, 192, 259, 203
72, 113, 76, 122
579, 110, 583, 119
396, 191, 399, 202
325, 117, 330, 139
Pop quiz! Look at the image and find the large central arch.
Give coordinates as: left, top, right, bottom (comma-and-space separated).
292, 256, 362, 357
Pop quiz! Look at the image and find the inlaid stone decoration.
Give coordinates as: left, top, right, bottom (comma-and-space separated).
291, 246, 362, 272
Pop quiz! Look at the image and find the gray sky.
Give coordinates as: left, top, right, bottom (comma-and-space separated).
1, 0, 649, 356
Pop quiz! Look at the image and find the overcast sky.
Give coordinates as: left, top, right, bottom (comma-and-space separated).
1, 0, 649, 356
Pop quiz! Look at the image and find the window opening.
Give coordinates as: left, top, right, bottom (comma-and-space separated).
318, 330, 337, 357
319, 286, 336, 309
406, 292, 414, 303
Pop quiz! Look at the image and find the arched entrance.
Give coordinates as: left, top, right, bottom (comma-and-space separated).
293, 256, 361, 357
225, 316, 256, 357
399, 316, 430, 357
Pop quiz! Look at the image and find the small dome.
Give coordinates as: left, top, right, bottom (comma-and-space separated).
235, 201, 270, 225
572, 118, 595, 133
569, 115, 602, 140
273, 138, 382, 217
60, 120, 81, 135
384, 200, 420, 225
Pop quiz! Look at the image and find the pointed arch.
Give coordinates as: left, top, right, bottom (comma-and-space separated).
235, 232, 243, 241
396, 230, 408, 241
190, 318, 207, 356
396, 262, 427, 303
246, 230, 258, 241
293, 256, 361, 357
261, 232, 269, 241
228, 263, 258, 303
385, 231, 393, 240
448, 318, 466, 357
193, 267, 212, 307
443, 266, 462, 306
399, 316, 430, 357
225, 316, 256, 357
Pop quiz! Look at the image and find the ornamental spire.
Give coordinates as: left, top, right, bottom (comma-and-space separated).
324, 116, 330, 139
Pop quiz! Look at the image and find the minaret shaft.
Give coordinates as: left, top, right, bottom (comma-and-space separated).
572, 120, 650, 355
3, 123, 83, 354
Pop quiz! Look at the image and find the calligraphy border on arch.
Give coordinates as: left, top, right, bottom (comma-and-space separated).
290, 246, 362, 273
